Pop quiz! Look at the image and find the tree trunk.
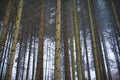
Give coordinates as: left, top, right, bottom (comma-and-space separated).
110, 0, 120, 36
5, 0, 24, 79
54, 0, 61, 80
26, 27, 33, 80
90, 0, 108, 79
73, 0, 83, 80
82, 9, 91, 80
0, 25, 13, 79
35, 0, 45, 80
0, 0, 12, 53
21, 37, 28, 80
32, 28, 36, 80
87, 0, 101, 80
15, 37, 23, 80
70, 1, 75, 80
63, 2, 71, 79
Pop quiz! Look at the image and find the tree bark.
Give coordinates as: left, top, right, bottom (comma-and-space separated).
0, 0, 12, 53
54, 0, 61, 80
70, 0, 75, 80
63, 3, 71, 79
35, 0, 45, 80
73, 0, 83, 80
5, 0, 24, 79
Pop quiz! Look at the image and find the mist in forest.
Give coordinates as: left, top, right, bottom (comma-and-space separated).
0, 0, 120, 80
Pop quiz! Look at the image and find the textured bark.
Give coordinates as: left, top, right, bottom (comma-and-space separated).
0, 0, 12, 53
54, 0, 61, 80
63, 3, 71, 79
73, 0, 83, 80
87, 0, 101, 80
35, 0, 45, 80
5, 0, 24, 79
70, 21, 75, 80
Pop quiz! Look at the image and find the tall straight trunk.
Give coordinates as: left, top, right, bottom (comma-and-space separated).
35, 0, 45, 80
2, 25, 13, 80
110, 0, 120, 56
87, 0, 101, 80
0, 25, 10, 68
26, 28, 33, 80
32, 29, 36, 80
54, 0, 61, 80
70, 1, 75, 80
45, 40, 49, 80
90, 0, 108, 79
73, 0, 83, 80
98, 20, 112, 80
47, 41, 50, 80
0, 0, 12, 53
21, 37, 28, 80
63, 3, 71, 79
100, 32, 112, 80
15, 37, 23, 80
110, 0, 120, 36
82, 10, 91, 80
94, 14, 107, 80
48, 41, 53, 80
5, 0, 24, 79
110, 32, 120, 76
15, 26, 25, 80
0, 25, 13, 79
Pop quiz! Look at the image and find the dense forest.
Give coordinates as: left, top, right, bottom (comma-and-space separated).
0, 0, 120, 80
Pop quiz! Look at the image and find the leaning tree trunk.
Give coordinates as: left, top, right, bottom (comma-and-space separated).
35, 0, 45, 80
90, 0, 108, 79
73, 0, 83, 80
0, 0, 12, 53
5, 0, 24, 80
110, 0, 120, 36
87, 0, 101, 80
54, 0, 61, 80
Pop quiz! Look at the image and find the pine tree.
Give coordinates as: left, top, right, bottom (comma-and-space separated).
73, 0, 83, 80
63, 2, 71, 79
26, 26, 33, 80
5, 0, 24, 79
35, 0, 45, 79
70, 0, 75, 80
87, 0, 101, 80
110, 0, 120, 36
54, 0, 61, 80
0, 0, 12, 53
